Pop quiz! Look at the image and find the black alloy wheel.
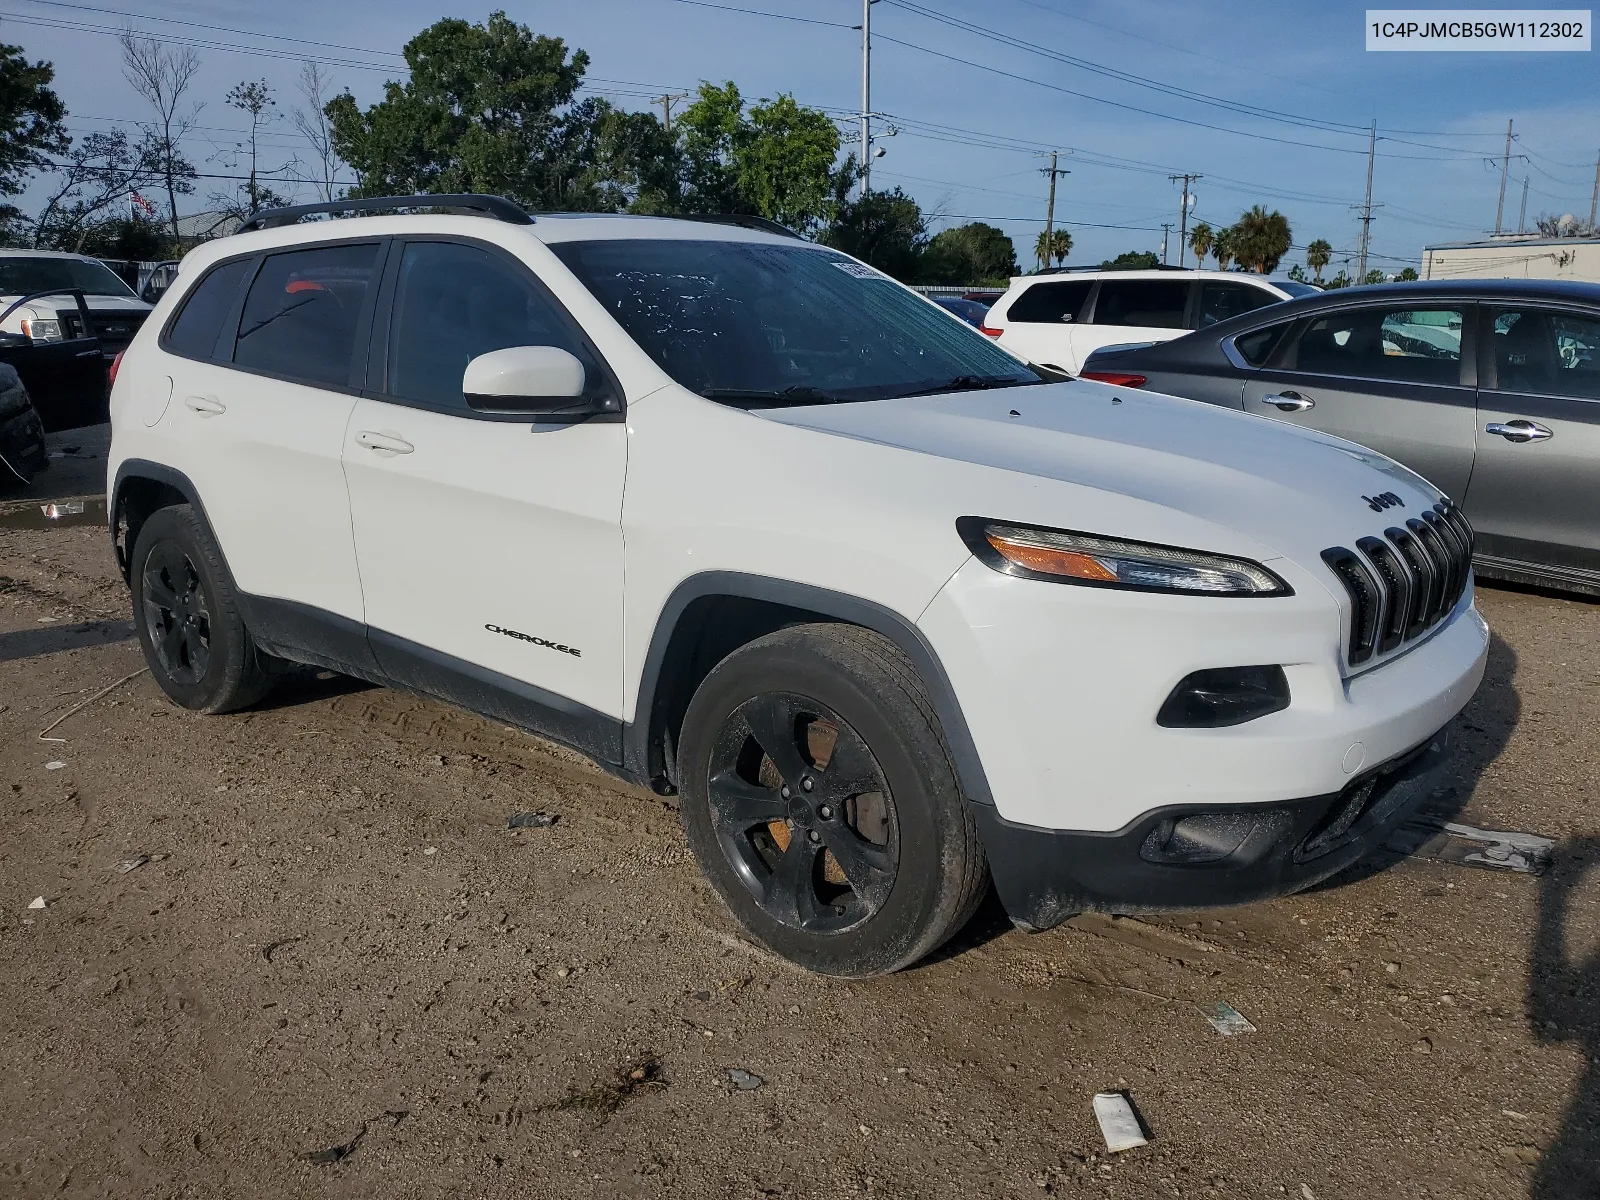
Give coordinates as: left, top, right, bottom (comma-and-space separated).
141, 542, 213, 685
707, 691, 899, 933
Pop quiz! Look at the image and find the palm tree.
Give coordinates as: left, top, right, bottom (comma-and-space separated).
1187, 220, 1214, 268
1213, 226, 1235, 271
1229, 205, 1293, 274
1305, 237, 1332, 282
1033, 227, 1072, 269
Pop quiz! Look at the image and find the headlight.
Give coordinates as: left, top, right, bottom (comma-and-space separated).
957, 517, 1291, 596
20, 318, 62, 342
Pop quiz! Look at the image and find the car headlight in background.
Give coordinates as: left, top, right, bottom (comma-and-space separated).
19, 318, 63, 342
957, 517, 1291, 596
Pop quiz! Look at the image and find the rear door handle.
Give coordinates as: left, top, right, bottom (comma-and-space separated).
1486, 419, 1552, 443
184, 394, 225, 416
355, 430, 415, 455
1260, 391, 1314, 412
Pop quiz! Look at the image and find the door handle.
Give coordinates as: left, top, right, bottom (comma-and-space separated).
1260, 391, 1314, 412
355, 430, 415, 455
1485, 419, 1552, 443
184, 395, 225, 416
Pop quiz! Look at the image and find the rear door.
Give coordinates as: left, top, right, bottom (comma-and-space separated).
1466, 303, 1600, 580
1076, 277, 1194, 368
165, 241, 381, 636
1239, 300, 1478, 500
992, 279, 1092, 372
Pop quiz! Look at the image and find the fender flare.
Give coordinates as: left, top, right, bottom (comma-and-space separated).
624, 571, 995, 806
110, 459, 234, 586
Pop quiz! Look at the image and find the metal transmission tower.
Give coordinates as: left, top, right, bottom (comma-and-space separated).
1353, 120, 1382, 281
1039, 151, 1070, 270
1168, 173, 1200, 267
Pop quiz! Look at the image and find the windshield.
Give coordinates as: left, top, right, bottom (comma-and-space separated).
551, 239, 1042, 405
0, 256, 137, 299
1277, 281, 1323, 298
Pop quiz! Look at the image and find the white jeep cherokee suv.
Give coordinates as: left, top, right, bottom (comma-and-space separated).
985, 266, 1316, 375
107, 195, 1488, 977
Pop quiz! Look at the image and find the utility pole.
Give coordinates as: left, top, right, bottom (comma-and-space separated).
1168, 173, 1200, 267
1495, 118, 1514, 234
1589, 149, 1599, 229
1039, 151, 1070, 270
859, 0, 874, 199
655, 91, 690, 132
1161, 222, 1173, 265
1518, 174, 1530, 233
1355, 119, 1379, 281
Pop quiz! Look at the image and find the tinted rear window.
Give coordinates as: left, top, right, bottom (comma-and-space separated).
164, 259, 252, 360
1005, 280, 1092, 324
232, 243, 380, 388
1235, 321, 1293, 367
1092, 279, 1190, 328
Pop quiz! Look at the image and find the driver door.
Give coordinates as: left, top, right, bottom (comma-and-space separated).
341, 238, 628, 745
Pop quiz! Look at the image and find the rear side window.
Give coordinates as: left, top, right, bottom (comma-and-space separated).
1198, 281, 1279, 328
1092, 280, 1189, 328
233, 243, 380, 388
1234, 321, 1293, 366
164, 259, 252, 360
1005, 280, 1092, 324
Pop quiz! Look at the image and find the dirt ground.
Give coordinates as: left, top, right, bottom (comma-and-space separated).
2, 431, 1598, 1199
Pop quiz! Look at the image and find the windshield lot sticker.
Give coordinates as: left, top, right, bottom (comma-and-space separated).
832, 261, 887, 279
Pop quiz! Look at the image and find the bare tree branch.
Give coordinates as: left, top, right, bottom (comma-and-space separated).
292, 61, 343, 203
119, 33, 201, 247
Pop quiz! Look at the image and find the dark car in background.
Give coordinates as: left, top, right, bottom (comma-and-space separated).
1081, 279, 1600, 595
930, 295, 991, 327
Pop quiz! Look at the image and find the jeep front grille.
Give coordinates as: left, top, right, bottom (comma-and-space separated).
1321, 502, 1473, 667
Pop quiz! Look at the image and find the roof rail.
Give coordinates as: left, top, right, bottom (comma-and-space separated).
668, 213, 804, 240
238, 194, 534, 233
1035, 263, 1191, 274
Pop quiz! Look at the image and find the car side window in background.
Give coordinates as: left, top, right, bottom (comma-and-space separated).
1004, 280, 1092, 324
164, 259, 253, 361
385, 241, 609, 412
232, 243, 380, 388
1488, 307, 1600, 399
1092, 279, 1189, 328
1198, 281, 1278, 328
1234, 321, 1293, 367
1289, 306, 1463, 385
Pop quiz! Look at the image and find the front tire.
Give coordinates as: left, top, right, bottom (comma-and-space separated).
677, 624, 987, 977
130, 504, 271, 714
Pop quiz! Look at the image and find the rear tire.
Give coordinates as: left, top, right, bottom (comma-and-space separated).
677, 623, 987, 977
129, 504, 272, 714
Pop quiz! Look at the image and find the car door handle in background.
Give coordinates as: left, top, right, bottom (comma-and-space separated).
1260, 391, 1314, 412
355, 430, 415, 455
184, 395, 225, 416
1485, 419, 1552, 444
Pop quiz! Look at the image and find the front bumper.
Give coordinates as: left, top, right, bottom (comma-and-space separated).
978, 720, 1454, 930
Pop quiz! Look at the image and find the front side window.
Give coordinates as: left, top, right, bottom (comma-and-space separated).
1005, 280, 1092, 324
1488, 307, 1600, 399
233, 243, 380, 388
1091, 280, 1189, 329
164, 259, 252, 360
385, 241, 609, 411
551, 239, 1041, 406
1198, 281, 1279, 328
0, 255, 138, 299
1290, 306, 1463, 385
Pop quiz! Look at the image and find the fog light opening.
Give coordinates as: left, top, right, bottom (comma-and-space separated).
1157, 665, 1289, 729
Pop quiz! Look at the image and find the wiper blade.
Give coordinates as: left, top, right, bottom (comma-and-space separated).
699, 385, 851, 407
895, 374, 1037, 399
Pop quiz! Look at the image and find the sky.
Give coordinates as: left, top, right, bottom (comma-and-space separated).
5, 0, 1599, 275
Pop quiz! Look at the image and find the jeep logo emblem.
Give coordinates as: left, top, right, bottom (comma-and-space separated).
1363, 491, 1403, 513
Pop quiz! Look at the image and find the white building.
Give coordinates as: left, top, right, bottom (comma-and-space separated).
1422, 235, 1600, 283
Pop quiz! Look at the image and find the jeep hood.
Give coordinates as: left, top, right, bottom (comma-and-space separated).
755, 380, 1443, 566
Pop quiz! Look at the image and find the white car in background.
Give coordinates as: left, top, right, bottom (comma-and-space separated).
983, 267, 1316, 374
0, 249, 154, 358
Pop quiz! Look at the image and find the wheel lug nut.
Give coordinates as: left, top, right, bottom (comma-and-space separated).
819, 805, 833, 820
801, 777, 814, 792
808, 830, 821, 843
780, 786, 790, 799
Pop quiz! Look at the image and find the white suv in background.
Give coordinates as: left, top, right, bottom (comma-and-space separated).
108, 195, 1485, 978
985, 267, 1315, 374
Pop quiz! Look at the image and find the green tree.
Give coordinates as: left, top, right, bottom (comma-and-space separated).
224, 79, 276, 215
1323, 269, 1352, 289
1396, 266, 1419, 281
1033, 227, 1071, 268
1305, 237, 1332, 282
76, 214, 168, 260
922, 222, 1019, 285
1187, 220, 1214, 267
0, 41, 68, 241
1228, 205, 1292, 274
327, 12, 619, 211
1213, 226, 1235, 271
824, 187, 926, 280
1362, 268, 1386, 285
1100, 250, 1160, 270
31, 128, 163, 251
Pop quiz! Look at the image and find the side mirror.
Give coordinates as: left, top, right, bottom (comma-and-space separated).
463, 346, 615, 419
